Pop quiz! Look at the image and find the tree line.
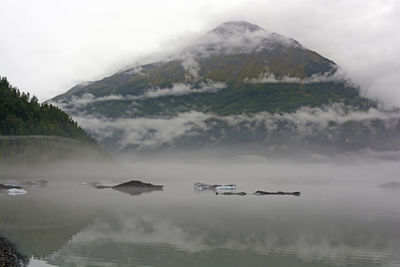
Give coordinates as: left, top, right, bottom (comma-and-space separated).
0, 76, 96, 143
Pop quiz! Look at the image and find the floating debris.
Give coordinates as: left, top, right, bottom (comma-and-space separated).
254, 190, 300, 196
194, 182, 236, 191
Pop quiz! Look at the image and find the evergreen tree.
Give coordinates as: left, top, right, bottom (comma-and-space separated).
0, 76, 96, 143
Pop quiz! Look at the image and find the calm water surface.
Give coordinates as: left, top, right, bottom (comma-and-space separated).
0, 160, 400, 267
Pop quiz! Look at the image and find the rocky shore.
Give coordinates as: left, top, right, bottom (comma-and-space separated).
0, 235, 28, 267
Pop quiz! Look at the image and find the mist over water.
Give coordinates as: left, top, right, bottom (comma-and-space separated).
1, 151, 400, 267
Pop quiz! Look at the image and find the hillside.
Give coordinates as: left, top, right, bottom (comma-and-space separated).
0, 76, 95, 143
50, 21, 400, 154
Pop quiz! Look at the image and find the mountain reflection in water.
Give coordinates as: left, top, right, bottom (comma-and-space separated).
0, 159, 399, 267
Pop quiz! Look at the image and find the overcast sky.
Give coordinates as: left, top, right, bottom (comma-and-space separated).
0, 0, 399, 106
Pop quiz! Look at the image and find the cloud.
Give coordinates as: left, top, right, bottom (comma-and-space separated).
50, 93, 139, 114
73, 104, 400, 152
226, 104, 400, 137
123, 65, 144, 76
1, 0, 398, 108
50, 81, 226, 113
178, 22, 299, 60
212, 1, 400, 107
180, 54, 201, 81
75, 111, 211, 151
144, 81, 226, 98
244, 67, 349, 84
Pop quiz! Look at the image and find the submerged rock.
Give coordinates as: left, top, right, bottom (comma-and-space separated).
254, 190, 301, 196
0, 236, 29, 267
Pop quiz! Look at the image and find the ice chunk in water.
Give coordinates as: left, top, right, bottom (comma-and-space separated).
7, 188, 27, 196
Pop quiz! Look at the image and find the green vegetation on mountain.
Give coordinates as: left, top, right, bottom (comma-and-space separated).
65, 81, 374, 118
0, 76, 95, 143
52, 48, 336, 101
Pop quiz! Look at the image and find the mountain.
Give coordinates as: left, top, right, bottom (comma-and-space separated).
0, 76, 104, 162
50, 21, 400, 155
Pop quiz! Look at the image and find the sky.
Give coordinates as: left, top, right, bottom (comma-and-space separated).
0, 0, 399, 105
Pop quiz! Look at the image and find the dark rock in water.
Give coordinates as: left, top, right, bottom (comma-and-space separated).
112, 180, 164, 196
377, 181, 400, 189
0, 236, 29, 267
254, 190, 301, 196
0, 184, 22, 190
112, 180, 164, 189
216, 191, 247, 196
88, 180, 164, 196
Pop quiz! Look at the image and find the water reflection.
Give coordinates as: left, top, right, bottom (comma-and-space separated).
112, 186, 164, 196
0, 161, 399, 267
44, 203, 400, 267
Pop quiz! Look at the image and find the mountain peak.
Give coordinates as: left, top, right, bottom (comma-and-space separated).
210, 21, 265, 35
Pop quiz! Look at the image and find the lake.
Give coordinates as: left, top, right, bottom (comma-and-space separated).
1, 157, 400, 267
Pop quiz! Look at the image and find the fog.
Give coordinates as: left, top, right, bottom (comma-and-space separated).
48, 103, 400, 153
2, 146, 400, 183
